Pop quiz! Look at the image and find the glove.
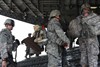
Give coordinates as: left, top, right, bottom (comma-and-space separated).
63, 43, 69, 50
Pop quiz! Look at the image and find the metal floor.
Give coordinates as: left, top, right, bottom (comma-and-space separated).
17, 47, 100, 67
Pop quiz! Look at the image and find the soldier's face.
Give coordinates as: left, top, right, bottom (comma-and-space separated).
82, 8, 90, 17
34, 26, 39, 31
6, 24, 14, 30
55, 15, 61, 21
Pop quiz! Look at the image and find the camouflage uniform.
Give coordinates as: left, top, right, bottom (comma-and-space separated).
68, 10, 100, 67
47, 17, 70, 67
0, 28, 13, 60
0, 19, 15, 67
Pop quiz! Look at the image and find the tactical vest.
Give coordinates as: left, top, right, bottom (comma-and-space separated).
80, 21, 96, 38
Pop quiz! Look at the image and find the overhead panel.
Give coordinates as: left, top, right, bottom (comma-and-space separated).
77, 0, 84, 5
0, 0, 100, 25
98, 0, 100, 4
3, 0, 22, 13
71, 0, 77, 5
11, 3, 22, 13
39, 0, 60, 16
0, 0, 10, 10
23, 0, 43, 16
12, 0, 26, 12
31, 0, 38, 8
89, 0, 96, 5
65, 0, 70, 5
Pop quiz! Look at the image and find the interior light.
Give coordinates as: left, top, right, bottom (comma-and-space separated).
91, 6, 97, 9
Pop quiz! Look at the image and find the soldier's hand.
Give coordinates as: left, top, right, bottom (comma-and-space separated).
2, 60, 7, 67
63, 43, 69, 49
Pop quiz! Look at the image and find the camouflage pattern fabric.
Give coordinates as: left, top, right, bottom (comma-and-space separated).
47, 18, 70, 67
0, 28, 13, 60
68, 12, 100, 67
0, 28, 16, 67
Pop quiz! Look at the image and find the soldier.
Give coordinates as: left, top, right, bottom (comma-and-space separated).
33, 25, 47, 48
24, 33, 34, 58
68, 3, 100, 67
0, 19, 15, 67
33, 25, 43, 44
47, 10, 70, 67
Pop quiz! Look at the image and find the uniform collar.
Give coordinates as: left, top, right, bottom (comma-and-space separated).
2, 28, 12, 34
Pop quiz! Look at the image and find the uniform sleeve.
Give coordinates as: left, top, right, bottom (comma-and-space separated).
92, 15, 100, 35
0, 32, 8, 59
54, 23, 70, 45
95, 21, 100, 35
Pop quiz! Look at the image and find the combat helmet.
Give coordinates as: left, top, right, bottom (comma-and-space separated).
4, 19, 15, 27
49, 10, 61, 19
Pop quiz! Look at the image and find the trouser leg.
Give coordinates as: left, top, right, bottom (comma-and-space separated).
87, 44, 99, 67
48, 53, 62, 67
79, 43, 88, 66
